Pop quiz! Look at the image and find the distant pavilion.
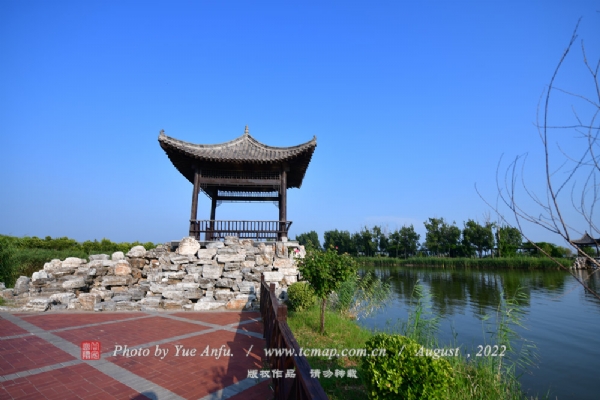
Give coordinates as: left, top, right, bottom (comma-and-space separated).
572, 232, 600, 256
158, 126, 317, 241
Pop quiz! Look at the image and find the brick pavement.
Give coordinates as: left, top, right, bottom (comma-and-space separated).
0, 311, 273, 399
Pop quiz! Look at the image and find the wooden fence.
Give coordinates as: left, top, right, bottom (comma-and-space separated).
190, 220, 292, 241
260, 276, 329, 400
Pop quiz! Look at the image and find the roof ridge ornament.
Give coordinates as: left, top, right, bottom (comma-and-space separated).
244, 125, 249, 136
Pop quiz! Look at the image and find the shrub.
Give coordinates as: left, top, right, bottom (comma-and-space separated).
287, 281, 316, 311
0, 236, 17, 287
361, 334, 453, 400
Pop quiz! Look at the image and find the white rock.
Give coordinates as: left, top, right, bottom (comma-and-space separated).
217, 254, 246, 263
223, 270, 242, 279
140, 296, 162, 306
277, 267, 298, 275
114, 260, 132, 276
78, 293, 101, 311
68, 298, 80, 310
177, 237, 200, 255
126, 246, 146, 258
50, 292, 76, 304
226, 298, 252, 309
263, 271, 284, 282
273, 258, 294, 269
43, 259, 62, 272
32, 271, 50, 282
214, 289, 235, 301
224, 236, 239, 245
193, 300, 227, 311
237, 281, 256, 293
23, 297, 52, 312
176, 282, 200, 289
197, 248, 217, 260
62, 257, 85, 268
202, 265, 223, 279
234, 293, 257, 301
62, 277, 86, 289
101, 276, 130, 287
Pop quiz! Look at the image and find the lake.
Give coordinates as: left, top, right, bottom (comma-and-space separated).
357, 266, 600, 400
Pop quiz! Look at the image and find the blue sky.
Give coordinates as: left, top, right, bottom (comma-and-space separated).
1, 1, 599, 247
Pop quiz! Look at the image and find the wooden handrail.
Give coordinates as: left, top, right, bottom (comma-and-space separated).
260, 276, 329, 400
190, 220, 292, 241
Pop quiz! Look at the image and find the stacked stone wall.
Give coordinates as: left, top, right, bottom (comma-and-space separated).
0, 236, 305, 312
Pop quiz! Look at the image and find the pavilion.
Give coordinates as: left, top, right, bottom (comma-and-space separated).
572, 232, 600, 256
158, 126, 317, 241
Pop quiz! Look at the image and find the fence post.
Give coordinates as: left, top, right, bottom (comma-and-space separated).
277, 303, 287, 322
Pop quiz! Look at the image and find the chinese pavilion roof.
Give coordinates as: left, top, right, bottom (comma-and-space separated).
572, 232, 600, 246
158, 126, 317, 188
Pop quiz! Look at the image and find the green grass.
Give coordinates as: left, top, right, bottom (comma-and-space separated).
287, 298, 535, 400
357, 256, 572, 269
287, 305, 372, 400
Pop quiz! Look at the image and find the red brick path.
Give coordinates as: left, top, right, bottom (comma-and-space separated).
0, 311, 274, 400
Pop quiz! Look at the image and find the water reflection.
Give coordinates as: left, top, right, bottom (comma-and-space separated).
363, 266, 600, 312
358, 265, 600, 400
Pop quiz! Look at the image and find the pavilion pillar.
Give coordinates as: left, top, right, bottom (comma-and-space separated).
189, 167, 200, 238
210, 197, 217, 221
208, 196, 217, 241
279, 167, 287, 240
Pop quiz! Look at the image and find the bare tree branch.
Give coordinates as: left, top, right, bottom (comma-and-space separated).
479, 17, 600, 300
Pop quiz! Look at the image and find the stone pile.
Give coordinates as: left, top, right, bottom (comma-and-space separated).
0, 236, 305, 312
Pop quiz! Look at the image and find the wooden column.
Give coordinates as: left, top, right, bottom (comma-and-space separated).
189, 167, 200, 238
208, 196, 217, 241
210, 197, 217, 221
279, 167, 287, 240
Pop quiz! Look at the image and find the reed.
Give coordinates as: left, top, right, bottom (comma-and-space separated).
357, 256, 571, 269
287, 279, 537, 399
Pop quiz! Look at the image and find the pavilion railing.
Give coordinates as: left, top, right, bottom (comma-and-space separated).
189, 220, 292, 241
260, 276, 329, 400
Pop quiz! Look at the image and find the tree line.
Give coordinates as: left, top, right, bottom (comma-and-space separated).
295, 218, 579, 259
0, 234, 158, 255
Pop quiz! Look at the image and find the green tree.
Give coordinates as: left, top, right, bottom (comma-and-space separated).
388, 225, 420, 258
298, 247, 357, 334
579, 246, 597, 257
441, 223, 462, 257
495, 225, 522, 257
323, 229, 355, 255
372, 225, 388, 256
462, 220, 495, 258
424, 218, 443, 256
357, 226, 378, 257
425, 218, 461, 257
387, 230, 401, 258
522, 241, 570, 258
295, 231, 321, 250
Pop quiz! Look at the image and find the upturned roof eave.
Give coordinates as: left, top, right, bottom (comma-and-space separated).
158, 128, 316, 188
158, 129, 316, 164
572, 232, 600, 245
